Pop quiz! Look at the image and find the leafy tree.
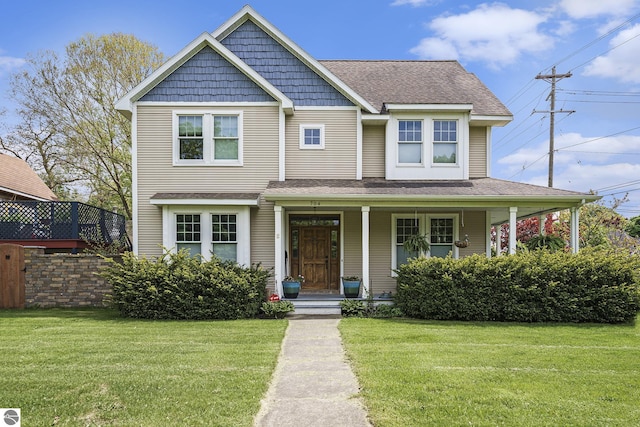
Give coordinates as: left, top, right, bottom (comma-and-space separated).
625, 216, 640, 238
2, 34, 164, 218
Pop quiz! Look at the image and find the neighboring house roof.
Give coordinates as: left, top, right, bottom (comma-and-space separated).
0, 153, 57, 201
321, 60, 513, 121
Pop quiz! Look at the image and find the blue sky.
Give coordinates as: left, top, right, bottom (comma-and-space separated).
1, 0, 639, 217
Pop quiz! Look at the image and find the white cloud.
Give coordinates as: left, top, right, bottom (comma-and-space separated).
583, 23, 640, 83
0, 55, 25, 74
409, 3, 552, 69
559, 0, 638, 19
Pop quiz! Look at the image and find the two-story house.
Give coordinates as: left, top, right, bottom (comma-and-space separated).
116, 6, 597, 297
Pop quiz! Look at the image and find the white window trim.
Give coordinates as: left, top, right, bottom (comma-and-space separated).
391, 213, 459, 275
299, 124, 325, 149
431, 118, 459, 167
396, 119, 424, 166
173, 110, 243, 166
162, 205, 251, 265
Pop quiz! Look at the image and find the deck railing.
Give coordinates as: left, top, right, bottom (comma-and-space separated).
0, 201, 130, 250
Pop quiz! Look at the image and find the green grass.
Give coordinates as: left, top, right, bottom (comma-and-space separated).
339, 317, 640, 427
0, 309, 286, 426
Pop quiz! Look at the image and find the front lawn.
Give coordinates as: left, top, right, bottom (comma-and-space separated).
0, 309, 286, 426
340, 317, 640, 427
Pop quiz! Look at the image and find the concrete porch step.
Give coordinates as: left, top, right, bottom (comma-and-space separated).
282, 294, 394, 316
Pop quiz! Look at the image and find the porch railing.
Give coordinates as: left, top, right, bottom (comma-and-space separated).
0, 201, 130, 250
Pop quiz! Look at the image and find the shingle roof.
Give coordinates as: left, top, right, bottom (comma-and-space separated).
265, 178, 593, 200
320, 60, 512, 117
0, 154, 57, 201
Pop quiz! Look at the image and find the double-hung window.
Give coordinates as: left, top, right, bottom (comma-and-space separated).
175, 112, 242, 165
212, 214, 237, 262
395, 217, 420, 265
178, 116, 203, 160
176, 214, 201, 256
398, 120, 423, 164
432, 120, 457, 164
429, 217, 454, 257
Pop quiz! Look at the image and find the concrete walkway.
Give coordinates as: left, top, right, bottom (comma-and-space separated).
254, 315, 372, 427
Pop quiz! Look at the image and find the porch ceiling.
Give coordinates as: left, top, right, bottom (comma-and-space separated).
264, 178, 600, 223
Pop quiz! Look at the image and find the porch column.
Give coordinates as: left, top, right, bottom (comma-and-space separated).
570, 207, 579, 253
496, 222, 503, 257
361, 206, 370, 298
274, 206, 284, 297
539, 215, 545, 235
485, 212, 492, 258
509, 207, 518, 255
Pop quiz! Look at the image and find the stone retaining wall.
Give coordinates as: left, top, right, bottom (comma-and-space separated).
24, 247, 116, 308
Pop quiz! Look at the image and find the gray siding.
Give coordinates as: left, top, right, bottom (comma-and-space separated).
285, 110, 358, 179
458, 211, 487, 258
363, 125, 385, 178
140, 47, 275, 103
469, 126, 487, 178
136, 105, 280, 258
369, 211, 396, 294
343, 211, 362, 279
220, 20, 354, 107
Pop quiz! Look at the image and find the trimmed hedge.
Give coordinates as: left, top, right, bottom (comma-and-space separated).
395, 249, 640, 323
100, 250, 269, 320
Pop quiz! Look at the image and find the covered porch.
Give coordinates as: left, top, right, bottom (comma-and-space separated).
264, 178, 599, 298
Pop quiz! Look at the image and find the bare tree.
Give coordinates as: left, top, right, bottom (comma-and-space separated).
3, 33, 164, 217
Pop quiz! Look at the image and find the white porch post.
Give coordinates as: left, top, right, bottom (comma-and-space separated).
496, 222, 503, 257
361, 206, 370, 298
485, 211, 492, 258
570, 207, 580, 253
509, 207, 518, 255
539, 215, 545, 235
274, 206, 284, 297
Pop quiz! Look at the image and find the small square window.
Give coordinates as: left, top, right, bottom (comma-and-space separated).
300, 125, 325, 149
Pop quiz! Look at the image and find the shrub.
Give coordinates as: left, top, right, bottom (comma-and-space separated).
100, 250, 269, 320
340, 299, 366, 317
395, 249, 640, 323
339, 297, 403, 318
261, 301, 295, 319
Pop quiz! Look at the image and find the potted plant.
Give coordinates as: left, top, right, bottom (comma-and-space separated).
261, 295, 295, 319
282, 275, 304, 299
342, 275, 361, 298
403, 233, 430, 255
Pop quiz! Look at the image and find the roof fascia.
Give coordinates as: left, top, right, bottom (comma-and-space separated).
212, 5, 379, 114
385, 103, 473, 112
470, 114, 513, 127
115, 32, 293, 116
150, 197, 259, 206
264, 193, 600, 205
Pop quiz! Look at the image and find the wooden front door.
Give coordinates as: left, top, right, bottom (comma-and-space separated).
0, 244, 26, 309
290, 219, 340, 293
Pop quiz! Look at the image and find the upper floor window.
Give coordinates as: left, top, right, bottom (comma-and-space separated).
174, 111, 243, 166
398, 120, 422, 164
433, 120, 457, 164
299, 124, 325, 149
178, 116, 203, 160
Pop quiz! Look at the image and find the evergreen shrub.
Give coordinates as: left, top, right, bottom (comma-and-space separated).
395, 249, 640, 323
100, 249, 269, 320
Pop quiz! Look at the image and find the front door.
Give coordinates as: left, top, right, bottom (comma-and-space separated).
289, 216, 340, 293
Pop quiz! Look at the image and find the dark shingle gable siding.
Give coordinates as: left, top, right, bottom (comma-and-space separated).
220, 20, 353, 107
140, 46, 275, 102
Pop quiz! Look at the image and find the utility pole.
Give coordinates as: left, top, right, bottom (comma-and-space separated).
534, 66, 574, 187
